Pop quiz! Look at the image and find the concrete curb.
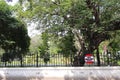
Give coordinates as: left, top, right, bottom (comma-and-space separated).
0, 67, 120, 80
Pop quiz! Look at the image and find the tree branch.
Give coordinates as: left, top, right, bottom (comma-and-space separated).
86, 0, 100, 25
105, 19, 120, 31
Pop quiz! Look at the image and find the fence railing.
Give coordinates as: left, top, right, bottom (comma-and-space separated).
0, 53, 120, 67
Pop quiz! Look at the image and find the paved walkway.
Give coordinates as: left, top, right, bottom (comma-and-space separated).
0, 67, 120, 80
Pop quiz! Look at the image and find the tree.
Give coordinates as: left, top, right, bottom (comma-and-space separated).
59, 30, 76, 57
108, 30, 120, 52
0, 0, 30, 62
12, 0, 120, 66
61, 0, 120, 66
39, 30, 50, 64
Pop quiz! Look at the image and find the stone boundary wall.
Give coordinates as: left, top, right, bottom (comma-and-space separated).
0, 67, 120, 80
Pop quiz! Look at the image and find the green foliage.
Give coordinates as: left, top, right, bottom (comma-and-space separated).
108, 30, 120, 52
0, 0, 11, 16
0, 0, 30, 62
29, 35, 41, 53
59, 30, 77, 57
12, 0, 120, 63
38, 31, 49, 61
38, 30, 52, 64
49, 39, 61, 55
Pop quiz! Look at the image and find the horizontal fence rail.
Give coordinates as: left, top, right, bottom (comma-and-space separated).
0, 52, 120, 67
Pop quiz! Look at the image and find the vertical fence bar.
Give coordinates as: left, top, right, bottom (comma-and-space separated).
107, 52, 110, 66
36, 52, 38, 67
70, 53, 73, 66
20, 56, 23, 67
5, 62, 7, 67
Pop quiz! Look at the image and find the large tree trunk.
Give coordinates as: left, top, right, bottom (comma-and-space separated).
72, 29, 87, 66
73, 50, 86, 66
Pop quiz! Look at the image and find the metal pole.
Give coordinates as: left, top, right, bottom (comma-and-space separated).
36, 52, 38, 67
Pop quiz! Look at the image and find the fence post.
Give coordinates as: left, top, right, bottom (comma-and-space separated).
70, 51, 73, 66
36, 52, 38, 67
5, 62, 7, 67
107, 52, 111, 66
20, 55, 23, 67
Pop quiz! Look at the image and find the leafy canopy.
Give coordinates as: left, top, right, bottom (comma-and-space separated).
0, 0, 30, 61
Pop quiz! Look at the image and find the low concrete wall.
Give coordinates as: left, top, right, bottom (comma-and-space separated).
0, 67, 120, 80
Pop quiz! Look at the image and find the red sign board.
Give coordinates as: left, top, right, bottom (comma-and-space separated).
85, 54, 94, 64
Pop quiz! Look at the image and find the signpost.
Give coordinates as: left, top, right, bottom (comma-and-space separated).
85, 54, 94, 64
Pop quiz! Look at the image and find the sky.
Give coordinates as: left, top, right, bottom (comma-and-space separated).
6, 0, 18, 6
27, 23, 41, 37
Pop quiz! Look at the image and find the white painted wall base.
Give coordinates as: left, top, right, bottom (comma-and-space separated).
0, 67, 120, 80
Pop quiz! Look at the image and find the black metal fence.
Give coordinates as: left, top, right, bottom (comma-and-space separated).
0, 52, 120, 67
